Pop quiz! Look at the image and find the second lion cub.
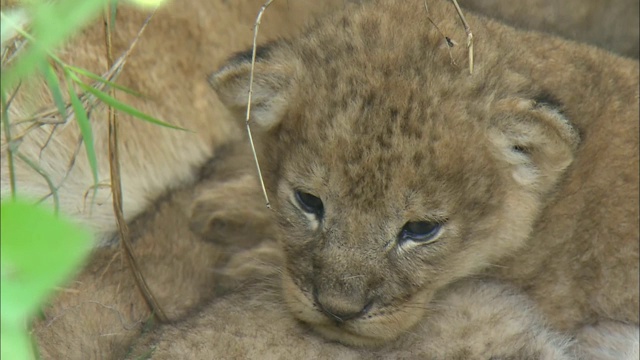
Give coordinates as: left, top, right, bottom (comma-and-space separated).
209, 0, 639, 349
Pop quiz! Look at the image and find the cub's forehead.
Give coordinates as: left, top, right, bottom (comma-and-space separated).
277, 9, 501, 145
287, 1, 474, 93
277, 91, 495, 211
270, 26, 499, 208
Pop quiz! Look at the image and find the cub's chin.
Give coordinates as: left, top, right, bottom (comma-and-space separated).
281, 272, 431, 347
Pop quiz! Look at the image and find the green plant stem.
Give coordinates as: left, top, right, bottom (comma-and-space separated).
16, 152, 59, 214
1, 90, 17, 200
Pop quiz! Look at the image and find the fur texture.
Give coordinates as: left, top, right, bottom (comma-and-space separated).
128, 242, 576, 360
460, 0, 639, 58
30, 144, 269, 359
574, 321, 640, 360
211, 0, 639, 348
16, 0, 638, 358
0, 0, 341, 245
13, 1, 345, 357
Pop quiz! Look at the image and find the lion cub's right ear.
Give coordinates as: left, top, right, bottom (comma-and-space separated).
489, 95, 581, 194
209, 43, 297, 131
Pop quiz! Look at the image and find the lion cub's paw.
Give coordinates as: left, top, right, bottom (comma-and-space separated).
190, 174, 274, 249
221, 240, 283, 286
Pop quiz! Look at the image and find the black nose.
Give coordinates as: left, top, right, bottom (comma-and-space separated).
313, 289, 373, 323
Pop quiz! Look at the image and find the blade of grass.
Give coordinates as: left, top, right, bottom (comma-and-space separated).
75, 81, 188, 131
109, 0, 118, 32
0, 9, 27, 47
65, 72, 99, 200
1, 0, 108, 91
66, 65, 144, 97
1, 91, 17, 200
15, 153, 59, 214
42, 62, 68, 119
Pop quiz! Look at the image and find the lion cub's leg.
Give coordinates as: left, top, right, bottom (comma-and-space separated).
30, 186, 222, 359
128, 243, 575, 359
31, 166, 271, 359
189, 141, 275, 253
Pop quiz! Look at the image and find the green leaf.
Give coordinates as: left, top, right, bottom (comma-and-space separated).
42, 63, 68, 119
65, 75, 99, 188
67, 65, 144, 97
1, 0, 108, 92
0, 321, 35, 360
110, 0, 118, 31
0, 200, 92, 324
75, 81, 189, 131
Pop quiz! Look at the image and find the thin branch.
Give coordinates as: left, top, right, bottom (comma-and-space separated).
103, 6, 167, 323
450, 0, 473, 74
81, 182, 111, 214
246, 0, 274, 209
423, 0, 457, 67
37, 132, 84, 204
15, 152, 59, 214
2, 35, 29, 67
5, 121, 38, 151
38, 124, 59, 161
1, 83, 21, 200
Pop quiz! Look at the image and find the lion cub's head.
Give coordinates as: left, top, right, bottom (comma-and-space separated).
209, 0, 580, 347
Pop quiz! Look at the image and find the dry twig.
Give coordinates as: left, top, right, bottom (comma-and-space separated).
1, 84, 20, 200
450, 0, 473, 74
246, 0, 274, 209
15, 152, 59, 213
423, 0, 457, 67
424, 0, 472, 74
103, 6, 168, 323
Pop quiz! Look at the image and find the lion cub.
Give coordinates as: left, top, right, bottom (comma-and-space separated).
209, 0, 638, 348
128, 243, 576, 359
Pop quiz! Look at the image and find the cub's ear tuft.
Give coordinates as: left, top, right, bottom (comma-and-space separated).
208, 42, 296, 131
489, 95, 581, 194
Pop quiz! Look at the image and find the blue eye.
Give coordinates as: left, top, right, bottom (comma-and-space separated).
399, 221, 441, 243
295, 190, 324, 217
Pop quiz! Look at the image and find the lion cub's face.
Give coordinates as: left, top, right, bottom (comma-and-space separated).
211, 0, 579, 346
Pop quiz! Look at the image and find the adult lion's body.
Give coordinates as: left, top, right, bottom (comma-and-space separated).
3, 1, 342, 358
461, 0, 639, 58
1, 0, 340, 245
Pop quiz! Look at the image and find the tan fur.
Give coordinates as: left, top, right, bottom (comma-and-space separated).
573, 321, 640, 360
31, 148, 269, 359
211, 0, 639, 348
17, 0, 639, 358
12, 1, 345, 358
127, 242, 575, 360
0, 0, 341, 245
460, 0, 640, 58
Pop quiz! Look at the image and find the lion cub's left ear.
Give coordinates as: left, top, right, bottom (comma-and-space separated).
209, 43, 297, 131
489, 96, 581, 194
